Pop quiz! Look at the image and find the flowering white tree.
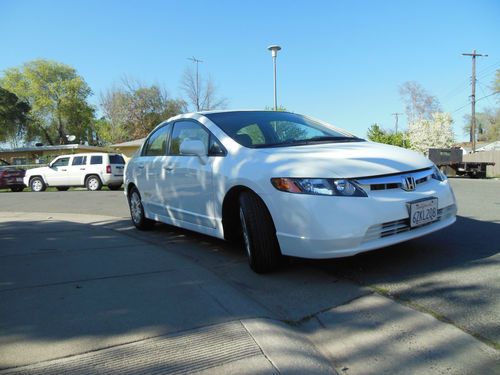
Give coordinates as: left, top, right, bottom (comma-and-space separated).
408, 112, 455, 155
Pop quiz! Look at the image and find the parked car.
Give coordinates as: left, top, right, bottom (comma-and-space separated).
125, 111, 457, 273
24, 153, 125, 192
0, 159, 25, 192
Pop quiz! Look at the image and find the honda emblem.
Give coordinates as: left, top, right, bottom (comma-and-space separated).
401, 176, 416, 191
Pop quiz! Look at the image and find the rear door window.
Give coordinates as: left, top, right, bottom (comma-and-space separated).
90, 156, 103, 165
72, 156, 87, 166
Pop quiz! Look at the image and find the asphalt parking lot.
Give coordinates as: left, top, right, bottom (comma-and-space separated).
0, 178, 499, 374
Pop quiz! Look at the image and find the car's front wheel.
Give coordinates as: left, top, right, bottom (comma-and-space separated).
128, 187, 155, 230
30, 177, 46, 192
239, 191, 282, 273
86, 175, 102, 191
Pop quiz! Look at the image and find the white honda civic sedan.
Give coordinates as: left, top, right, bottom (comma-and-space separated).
125, 110, 456, 273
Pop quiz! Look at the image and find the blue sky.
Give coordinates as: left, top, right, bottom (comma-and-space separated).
1, 0, 499, 140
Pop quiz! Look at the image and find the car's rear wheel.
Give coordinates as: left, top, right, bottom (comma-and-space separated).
56, 187, 69, 191
11, 186, 24, 192
128, 187, 155, 230
86, 175, 102, 191
239, 191, 282, 273
30, 177, 46, 192
108, 184, 122, 191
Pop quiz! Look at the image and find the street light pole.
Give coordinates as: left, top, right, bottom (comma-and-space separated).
267, 45, 281, 111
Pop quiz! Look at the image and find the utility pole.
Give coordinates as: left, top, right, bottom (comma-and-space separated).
462, 50, 487, 153
187, 56, 203, 111
391, 113, 403, 133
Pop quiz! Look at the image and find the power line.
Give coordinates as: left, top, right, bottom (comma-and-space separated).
476, 59, 500, 77
451, 101, 471, 114
451, 91, 499, 114
477, 91, 500, 102
477, 80, 496, 107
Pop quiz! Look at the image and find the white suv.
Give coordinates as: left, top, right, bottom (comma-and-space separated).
24, 153, 125, 192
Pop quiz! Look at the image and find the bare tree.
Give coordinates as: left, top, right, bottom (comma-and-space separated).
181, 66, 227, 111
399, 81, 441, 124
100, 77, 186, 142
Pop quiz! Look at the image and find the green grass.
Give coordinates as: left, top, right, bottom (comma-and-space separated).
0, 186, 123, 193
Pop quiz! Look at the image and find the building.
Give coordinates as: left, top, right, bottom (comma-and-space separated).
476, 141, 500, 152
0, 144, 111, 166
110, 138, 145, 158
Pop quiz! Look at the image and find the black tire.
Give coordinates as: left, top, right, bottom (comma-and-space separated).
56, 187, 70, 191
108, 184, 122, 191
128, 187, 155, 230
86, 175, 102, 191
30, 177, 46, 192
239, 191, 281, 273
11, 186, 24, 192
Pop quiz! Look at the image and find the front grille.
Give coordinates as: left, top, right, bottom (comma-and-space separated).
356, 168, 433, 191
362, 204, 456, 243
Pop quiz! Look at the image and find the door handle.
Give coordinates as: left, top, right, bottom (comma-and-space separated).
61, 169, 67, 171
137, 165, 144, 169
163, 166, 174, 171
80, 168, 86, 170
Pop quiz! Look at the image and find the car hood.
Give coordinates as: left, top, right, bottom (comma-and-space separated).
25, 166, 50, 175
0, 166, 25, 173
257, 141, 433, 178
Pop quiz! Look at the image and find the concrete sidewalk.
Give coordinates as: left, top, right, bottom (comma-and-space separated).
0, 212, 498, 374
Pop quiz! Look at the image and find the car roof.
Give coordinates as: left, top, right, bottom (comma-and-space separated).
163, 109, 295, 125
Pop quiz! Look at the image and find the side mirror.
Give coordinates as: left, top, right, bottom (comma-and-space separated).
180, 140, 208, 164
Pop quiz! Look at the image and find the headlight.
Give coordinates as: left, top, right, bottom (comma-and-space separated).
432, 166, 447, 182
271, 178, 367, 197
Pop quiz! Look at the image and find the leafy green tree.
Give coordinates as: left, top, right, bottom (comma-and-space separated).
367, 124, 409, 148
101, 78, 187, 142
92, 117, 114, 145
0, 59, 95, 145
0, 87, 31, 146
461, 71, 500, 143
463, 109, 500, 142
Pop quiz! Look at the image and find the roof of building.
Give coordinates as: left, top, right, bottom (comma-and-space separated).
476, 140, 500, 152
111, 138, 146, 148
0, 144, 108, 153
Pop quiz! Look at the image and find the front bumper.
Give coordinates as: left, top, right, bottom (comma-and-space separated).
265, 179, 457, 259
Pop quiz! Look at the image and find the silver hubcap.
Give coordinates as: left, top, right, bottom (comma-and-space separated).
88, 178, 99, 190
240, 208, 252, 259
32, 179, 42, 192
130, 192, 143, 224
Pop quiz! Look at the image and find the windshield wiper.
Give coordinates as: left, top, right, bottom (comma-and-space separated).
252, 136, 364, 148
305, 136, 362, 142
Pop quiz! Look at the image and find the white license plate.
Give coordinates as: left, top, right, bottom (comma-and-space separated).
16, 178, 23, 182
409, 198, 438, 228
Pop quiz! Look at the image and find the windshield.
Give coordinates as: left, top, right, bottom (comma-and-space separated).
204, 111, 363, 148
